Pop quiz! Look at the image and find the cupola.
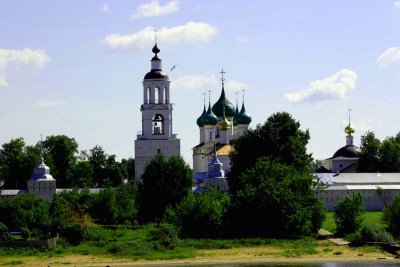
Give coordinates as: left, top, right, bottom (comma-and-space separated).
202, 103, 218, 126
236, 102, 252, 125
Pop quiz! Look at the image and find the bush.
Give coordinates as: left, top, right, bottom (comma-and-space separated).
61, 223, 87, 246
0, 222, 10, 241
167, 188, 230, 238
333, 192, 364, 235
149, 224, 178, 250
383, 193, 400, 236
359, 224, 394, 244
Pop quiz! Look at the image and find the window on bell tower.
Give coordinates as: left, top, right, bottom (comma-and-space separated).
146, 88, 150, 104
152, 114, 164, 135
154, 88, 159, 104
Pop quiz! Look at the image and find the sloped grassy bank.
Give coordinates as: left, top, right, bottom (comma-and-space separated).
0, 224, 395, 266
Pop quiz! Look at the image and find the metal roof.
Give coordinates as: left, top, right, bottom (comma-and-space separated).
0, 189, 27, 196
315, 173, 400, 185
325, 184, 400, 190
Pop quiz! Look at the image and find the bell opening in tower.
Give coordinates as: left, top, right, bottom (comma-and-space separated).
152, 114, 164, 135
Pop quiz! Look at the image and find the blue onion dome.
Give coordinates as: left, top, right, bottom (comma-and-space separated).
196, 105, 206, 127
237, 102, 252, 124
233, 105, 239, 126
152, 44, 160, 54
212, 87, 236, 117
202, 104, 218, 125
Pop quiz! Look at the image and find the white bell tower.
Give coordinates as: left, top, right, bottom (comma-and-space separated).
134, 43, 180, 181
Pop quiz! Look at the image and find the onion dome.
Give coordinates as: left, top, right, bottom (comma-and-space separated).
196, 105, 206, 127
333, 145, 359, 158
345, 123, 355, 136
30, 158, 55, 180
233, 105, 239, 126
217, 116, 231, 131
202, 104, 218, 126
212, 87, 236, 117
144, 44, 169, 80
236, 103, 252, 125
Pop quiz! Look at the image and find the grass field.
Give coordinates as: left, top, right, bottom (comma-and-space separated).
322, 212, 385, 233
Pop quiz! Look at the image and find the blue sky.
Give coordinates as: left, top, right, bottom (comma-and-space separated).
1, 0, 400, 165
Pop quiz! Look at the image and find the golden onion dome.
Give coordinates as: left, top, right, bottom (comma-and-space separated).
217, 116, 231, 131
345, 124, 355, 136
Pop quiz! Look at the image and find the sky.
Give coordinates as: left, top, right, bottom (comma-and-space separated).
1, 0, 400, 165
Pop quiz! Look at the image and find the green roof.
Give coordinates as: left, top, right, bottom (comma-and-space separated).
237, 103, 252, 125
202, 104, 218, 125
212, 86, 235, 117
196, 105, 206, 127
233, 105, 239, 126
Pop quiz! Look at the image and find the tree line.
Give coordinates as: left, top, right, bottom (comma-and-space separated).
0, 135, 135, 189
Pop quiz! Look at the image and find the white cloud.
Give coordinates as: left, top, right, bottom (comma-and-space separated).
376, 47, 400, 68
285, 69, 357, 103
225, 80, 249, 92
130, 0, 179, 19
395, 0, 400, 7
104, 21, 218, 52
101, 4, 109, 12
173, 74, 218, 91
37, 100, 66, 108
0, 48, 51, 87
235, 37, 249, 43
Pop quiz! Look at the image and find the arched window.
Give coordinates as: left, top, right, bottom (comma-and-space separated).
163, 87, 168, 103
154, 88, 159, 104
146, 88, 150, 104
152, 114, 164, 135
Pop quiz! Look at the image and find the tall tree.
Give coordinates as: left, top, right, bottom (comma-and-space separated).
357, 131, 381, 172
0, 138, 40, 189
227, 157, 324, 238
89, 145, 107, 187
139, 153, 193, 225
227, 112, 312, 195
43, 135, 78, 187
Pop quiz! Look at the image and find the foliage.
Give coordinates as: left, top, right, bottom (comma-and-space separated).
227, 157, 324, 238
383, 193, 400, 236
323, 212, 384, 233
0, 194, 51, 239
43, 135, 79, 187
228, 112, 312, 195
149, 224, 179, 250
333, 192, 364, 235
89, 184, 138, 225
167, 188, 230, 238
358, 131, 400, 172
61, 223, 88, 246
139, 153, 193, 224
0, 222, 10, 241
358, 224, 394, 244
0, 138, 40, 189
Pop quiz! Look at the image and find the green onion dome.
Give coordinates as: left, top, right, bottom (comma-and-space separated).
196, 105, 206, 127
237, 103, 252, 125
212, 87, 236, 117
202, 104, 218, 126
233, 105, 239, 126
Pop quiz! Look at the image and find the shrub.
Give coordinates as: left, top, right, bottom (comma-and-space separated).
383, 193, 400, 236
149, 224, 178, 250
359, 224, 394, 244
333, 192, 364, 235
61, 224, 87, 246
0, 222, 10, 241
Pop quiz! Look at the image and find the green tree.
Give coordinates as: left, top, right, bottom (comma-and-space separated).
227, 112, 312, 195
379, 137, 400, 172
139, 153, 193, 225
383, 193, 400, 236
0, 138, 40, 189
333, 192, 364, 236
0, 194, 51, 239
43, 135, 78, 187
89, 145, 107, 187
121, 158, 135, 183
167, 188, 230, 238
227, 157, 324, 238
357, 131, 381, 172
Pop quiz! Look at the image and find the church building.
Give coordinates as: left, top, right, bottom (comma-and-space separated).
192, 71, 252, 185
134, 43, 180, 181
